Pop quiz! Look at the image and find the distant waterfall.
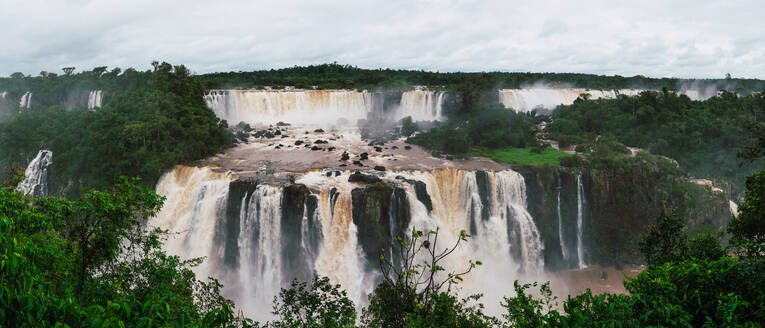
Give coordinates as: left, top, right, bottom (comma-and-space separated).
576, 174, 586, 268
498, 88, 625, 112
203, 89, 373, 125
557, 175, 568, 261
87, 90, 103, 109
19, 92, 32, 109
154, 166, 547, 319
399, 90, 446, 121
16, 150, 53, 197
0, 91, 7, 99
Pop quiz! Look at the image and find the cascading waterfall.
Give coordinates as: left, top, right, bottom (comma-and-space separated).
19, 92, 32, 109
154, 166, 546, 319
16, 150, 53, 197
557, 174, 568, 261
236, 185, 283, 314
88, 90, 103, 109
576, 174, 586, 268
399, 90, 446, 121
0, 91, 7, 99
203, 89, 373, 125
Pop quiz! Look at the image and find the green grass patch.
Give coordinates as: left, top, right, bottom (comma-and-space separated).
470, 147, 573, 166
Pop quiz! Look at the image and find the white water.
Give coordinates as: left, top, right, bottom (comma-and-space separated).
729, 200, 739, 217
19, 92, 32, 109
576, 174, 586, 268
88, 90, 103, 109
204, 89, 373, 125
398, 89, 446, 121
238, 185, 283, 315
154, 166, 547, 319
16, 150, 53, 197
557, 181, 568, 261
0, 91, 6, 99
498, 87, 719, 112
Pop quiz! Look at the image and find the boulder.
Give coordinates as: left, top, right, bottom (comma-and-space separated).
348, 171, 381, 184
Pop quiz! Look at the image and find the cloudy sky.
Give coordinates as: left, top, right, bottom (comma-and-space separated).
2, 0, 763, 78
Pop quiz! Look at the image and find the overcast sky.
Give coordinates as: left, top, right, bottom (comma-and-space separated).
1, 0, 763, 78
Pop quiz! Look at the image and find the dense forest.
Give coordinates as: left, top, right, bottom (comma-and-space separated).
199, 63, 765, 94
546, 90, 765, 197
0, 62, 234, 196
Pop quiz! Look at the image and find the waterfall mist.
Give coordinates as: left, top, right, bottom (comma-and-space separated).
152, 166, 559, 319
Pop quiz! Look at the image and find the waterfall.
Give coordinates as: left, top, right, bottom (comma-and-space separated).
729, 200, 739, 217
557, 174, 568, 261
19, 92, 32, 109
88, 90, 103, 109
576, 174, 586, 268
237, 185, 283, 315
16, 150, 53, 197
203, 89, 373, 125
0, 91, 7, 99
398, 89, 446, 121
498, 87, 719, 112
154, 166, 546, 319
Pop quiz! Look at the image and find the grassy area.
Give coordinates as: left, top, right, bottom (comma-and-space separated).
470, 147, 573, 166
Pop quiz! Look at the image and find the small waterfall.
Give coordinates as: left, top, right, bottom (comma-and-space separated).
19, 92, 32, 109
556, 174, 568, 261
16, 150, 53, 197
87, 90, 103, 109
203, 89, 373, 125
398, 89, 446, 121
729, 200, 739, 217
0, 91, 7, 99
576, 174, 586, 268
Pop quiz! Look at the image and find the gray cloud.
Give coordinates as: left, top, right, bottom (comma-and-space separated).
1, 0, 763, 78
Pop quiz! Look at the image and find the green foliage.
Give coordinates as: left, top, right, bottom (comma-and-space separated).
548, 90, 765, 197
400, 116, 416, 137
0, 179, 246, 327
470, 147, 572, 167
0, 62, 234, 196
638, 214, 689, 268
362, 228, 494, 328
728, 171, 765, 254
408, 105, 539, 155
269, 276, 356, 328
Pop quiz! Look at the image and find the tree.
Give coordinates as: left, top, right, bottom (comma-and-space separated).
362, 228, 493, 328
270, 276, 356, 328
728, 171, 765, 255
62, 67, 75, 76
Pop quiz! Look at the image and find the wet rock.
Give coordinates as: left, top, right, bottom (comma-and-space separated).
276, 121, 290, 126
311, 146, 321, 151
340, 152, 350, 161
325, 171, 332, 177
360, 152, 369, 160
295, 140, 304, 146
339, 164, 347, 167
373, 166, 386, 171
404, 145, 412, 150
334, 171, 341, 176
348, 171, 382, 184
353, 160, 364, 167
281, 135, 289, 138
314, 140, 328, 144
314, 128, 325, 133
391, 146, 398, 150
328, 147, 336, 151
274, 130, 282, 135
374, 146, 383, 152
